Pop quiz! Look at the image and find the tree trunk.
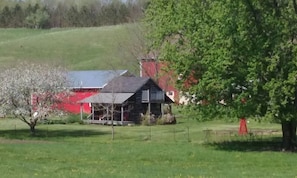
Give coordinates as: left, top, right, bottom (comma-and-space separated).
111, 104, 114, 140
30, 124, 36, 135
29, 118, 37, 135
281, 120, 297, 151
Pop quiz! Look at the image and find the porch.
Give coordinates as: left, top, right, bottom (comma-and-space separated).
78, 92, 136, 124
84, 119, 135, 126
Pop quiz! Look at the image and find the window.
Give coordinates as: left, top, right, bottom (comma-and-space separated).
142, 89, 149, 102
151, 91, 164, 102
167, 91, 174, 96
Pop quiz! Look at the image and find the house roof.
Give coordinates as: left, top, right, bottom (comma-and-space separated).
78, 76, 174, 104
78, 93, 134, 104
100, 76, 151, 93
67, 70, 129, 89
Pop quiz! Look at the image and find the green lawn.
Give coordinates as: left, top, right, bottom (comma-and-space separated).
0, 118, 296, 178
0, 25, 296, 177
0, 25, 140, 73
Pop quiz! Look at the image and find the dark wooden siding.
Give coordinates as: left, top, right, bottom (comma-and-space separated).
127, 80, 163, 123
127, 91, 143, 124
90, 78, 166, 124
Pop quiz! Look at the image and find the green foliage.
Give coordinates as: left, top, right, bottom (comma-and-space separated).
65, 114, 84, 124
156, 117, 165, 125
0, 0, 147, 28
25, 8, 49, 29
141, 116, 150, 125
41, 114, 85, 125
177, 104, 236, 122
140, 113, 156, 126
141, 114, 177, 125
145, 0, 297, 124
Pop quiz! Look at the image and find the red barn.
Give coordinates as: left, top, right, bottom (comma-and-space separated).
140, 58, 198, 104
58, 70, 131, 114
140, 59, 179, 103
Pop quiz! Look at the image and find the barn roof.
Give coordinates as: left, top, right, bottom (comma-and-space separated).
79, 93, 134, 104
67, 70, 129, 89
100, 76, 151, 93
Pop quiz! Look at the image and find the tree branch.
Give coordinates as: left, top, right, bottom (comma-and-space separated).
15, 113, 30, 126
273, 0, 280, 17
293, 0, 297, 14
244, 0, 262, 33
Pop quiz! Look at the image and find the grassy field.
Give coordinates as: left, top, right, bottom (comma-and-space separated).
0, 25, 140, 73
1, 25, 297, 177
1, 117, 296, 178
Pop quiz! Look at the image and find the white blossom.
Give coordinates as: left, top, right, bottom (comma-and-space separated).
0, 62, 69, 132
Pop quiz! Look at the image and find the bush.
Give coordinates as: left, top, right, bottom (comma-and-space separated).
141, 113, 157, 126
66, 114, 79, 123
161, 113, 176, 125
65, 114, 85, 124
141, 113, 176, 126
39, 114, 85, 125
156, 117, 166, 125
46, 119, 67, 125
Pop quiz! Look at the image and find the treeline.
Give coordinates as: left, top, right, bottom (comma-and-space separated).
0, 0, 148, 28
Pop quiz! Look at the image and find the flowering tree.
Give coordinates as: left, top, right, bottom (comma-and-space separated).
0, 63, 69, 133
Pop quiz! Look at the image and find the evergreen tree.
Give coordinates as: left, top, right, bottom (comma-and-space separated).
66, 5, 80, 27
12, 4, 25, 27
0, 6, 12, 27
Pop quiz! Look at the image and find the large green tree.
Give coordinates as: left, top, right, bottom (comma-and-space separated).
145, 0, 297, 150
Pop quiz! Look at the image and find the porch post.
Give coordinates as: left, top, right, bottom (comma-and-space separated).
161, 103, 164, 118
106, 106, 109, 120
121, 105, 124, 124
92, 104, 94, 120
80, 103, 83, 120
148, 89, 151, 114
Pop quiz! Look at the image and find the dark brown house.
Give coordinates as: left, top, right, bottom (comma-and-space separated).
79, 76, 173, 125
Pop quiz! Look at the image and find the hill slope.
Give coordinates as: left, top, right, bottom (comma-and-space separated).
0, 25, 141, 73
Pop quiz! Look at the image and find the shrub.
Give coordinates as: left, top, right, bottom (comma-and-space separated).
141, 113, 176, 126
156, 117, 165, 125
65, 114, 84, 124
162, 113, 176, 125
39, 114, 86, 125
141, 113, 157, 126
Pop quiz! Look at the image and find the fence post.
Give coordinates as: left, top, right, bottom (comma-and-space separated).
173, 127, 176, 142
46, 126, 48, 138
15, 124, 17, 138
149, 125, 152, 141
186, 126, 190, 142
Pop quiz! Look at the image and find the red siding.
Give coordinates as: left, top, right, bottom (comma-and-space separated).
58, 89, 98, 114
141, 60, 179, 102
141, 60, 198, 104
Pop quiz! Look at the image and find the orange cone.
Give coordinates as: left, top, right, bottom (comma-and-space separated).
239, 118, 248, 135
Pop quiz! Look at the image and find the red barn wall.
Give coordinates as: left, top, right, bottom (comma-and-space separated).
58, 89, 98, 114
141, 60, 179, 102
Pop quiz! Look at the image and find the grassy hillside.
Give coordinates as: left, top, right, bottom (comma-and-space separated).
0, 24, 141, 73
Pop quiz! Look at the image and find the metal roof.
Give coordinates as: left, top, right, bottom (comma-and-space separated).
101, 76, 150, 93
67, 70, 128, 89
78, 93, 134, 104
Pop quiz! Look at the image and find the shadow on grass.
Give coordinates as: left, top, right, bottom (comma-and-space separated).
206, 137, 287, 152
0, 128, 109, 140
